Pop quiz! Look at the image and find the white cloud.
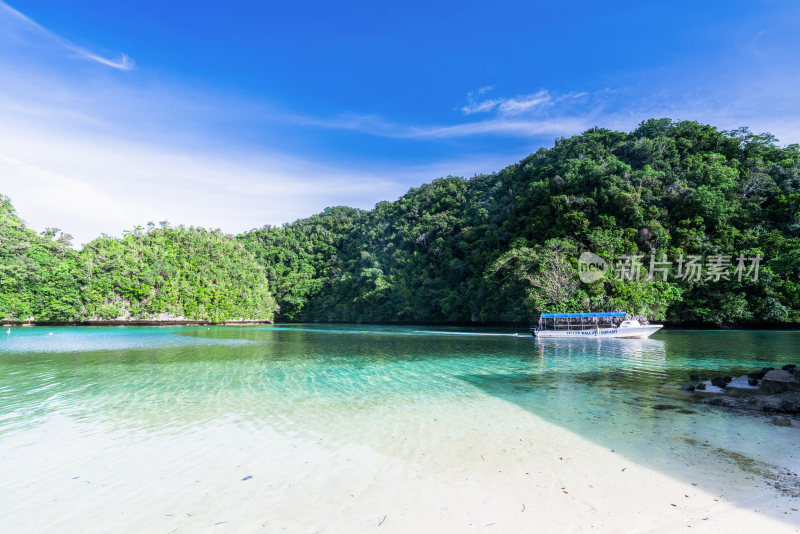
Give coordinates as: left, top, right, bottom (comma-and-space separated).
4, 0, 798, 251
461, 98, 502, 115
0, 121, 407, 245
0, 2, 412, 245
288, 108, 591, 140
407, 117, 590, 139
496, 92, 552, 114
75, 50, 133, 71
461, 89, 552, 115
0, 1, 134, 70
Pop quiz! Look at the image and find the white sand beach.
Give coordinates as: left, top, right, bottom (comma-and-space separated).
3, 394, 798, 534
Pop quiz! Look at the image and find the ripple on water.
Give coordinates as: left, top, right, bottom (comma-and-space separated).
0, 326, 799, 485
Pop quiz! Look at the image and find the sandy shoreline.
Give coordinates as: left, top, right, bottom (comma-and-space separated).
2, 396, 798, 533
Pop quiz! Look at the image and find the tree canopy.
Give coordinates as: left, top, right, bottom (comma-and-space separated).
240, 119, 800, 325
3, 119, 799, 325
0, 200, 276, 322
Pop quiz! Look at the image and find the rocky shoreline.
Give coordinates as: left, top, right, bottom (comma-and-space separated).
681, 365, 800, 426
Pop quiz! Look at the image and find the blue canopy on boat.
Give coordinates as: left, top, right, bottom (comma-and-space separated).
539, 312, 626, 318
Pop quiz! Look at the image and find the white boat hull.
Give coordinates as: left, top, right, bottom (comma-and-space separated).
534, 325, 663, 339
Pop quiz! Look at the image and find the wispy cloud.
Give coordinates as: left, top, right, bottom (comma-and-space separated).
288, 111, 592, 139
408, 117, 592, 139
0, 1, 134, 70
291, 80, 800, 145
74, 50, 133, 71
3, 0, 798, 248
293, 88, 600, 140
0, 119, 409, 245
0, 2, 416, 245
461, 88, 552, 115
460, 98, 501, 115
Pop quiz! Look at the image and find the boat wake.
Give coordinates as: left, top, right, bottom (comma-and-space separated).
413, 331, 520, 337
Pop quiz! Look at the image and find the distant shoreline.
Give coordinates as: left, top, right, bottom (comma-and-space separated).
2, 319, 800, 330
0, 320, 272, 327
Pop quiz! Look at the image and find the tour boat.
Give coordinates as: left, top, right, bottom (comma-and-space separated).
531, 312, 663, 339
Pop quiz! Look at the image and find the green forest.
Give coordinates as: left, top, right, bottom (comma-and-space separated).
0, 205, 276, 323
2, 119, 799, 325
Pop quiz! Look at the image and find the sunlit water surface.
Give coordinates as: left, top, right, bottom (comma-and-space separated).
1, 326, 798, 532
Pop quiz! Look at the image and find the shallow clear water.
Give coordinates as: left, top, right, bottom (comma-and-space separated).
1, 325, 798, 532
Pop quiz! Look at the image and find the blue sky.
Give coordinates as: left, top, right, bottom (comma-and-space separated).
1, 0, 799, 245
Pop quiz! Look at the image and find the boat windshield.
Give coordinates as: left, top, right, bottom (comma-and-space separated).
537, 312, 625, 331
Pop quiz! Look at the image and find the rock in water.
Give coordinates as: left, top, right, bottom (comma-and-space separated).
726, 375, 760, 397
782, 364, 797, 372
710, 376, 732, 388
761, 370, 800, 395
680, 384, 696, 392
693, 381, 725, 398
771, 415, 792, 427
779, 394, 800, 414
755, 367, 775, 380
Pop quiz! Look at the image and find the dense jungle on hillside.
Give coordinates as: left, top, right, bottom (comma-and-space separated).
2, 119, 799, 325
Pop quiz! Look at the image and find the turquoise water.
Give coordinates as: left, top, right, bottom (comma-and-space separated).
1, 325, 799, 532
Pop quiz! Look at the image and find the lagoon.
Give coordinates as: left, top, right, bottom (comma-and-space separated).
1, 326, 799, 532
